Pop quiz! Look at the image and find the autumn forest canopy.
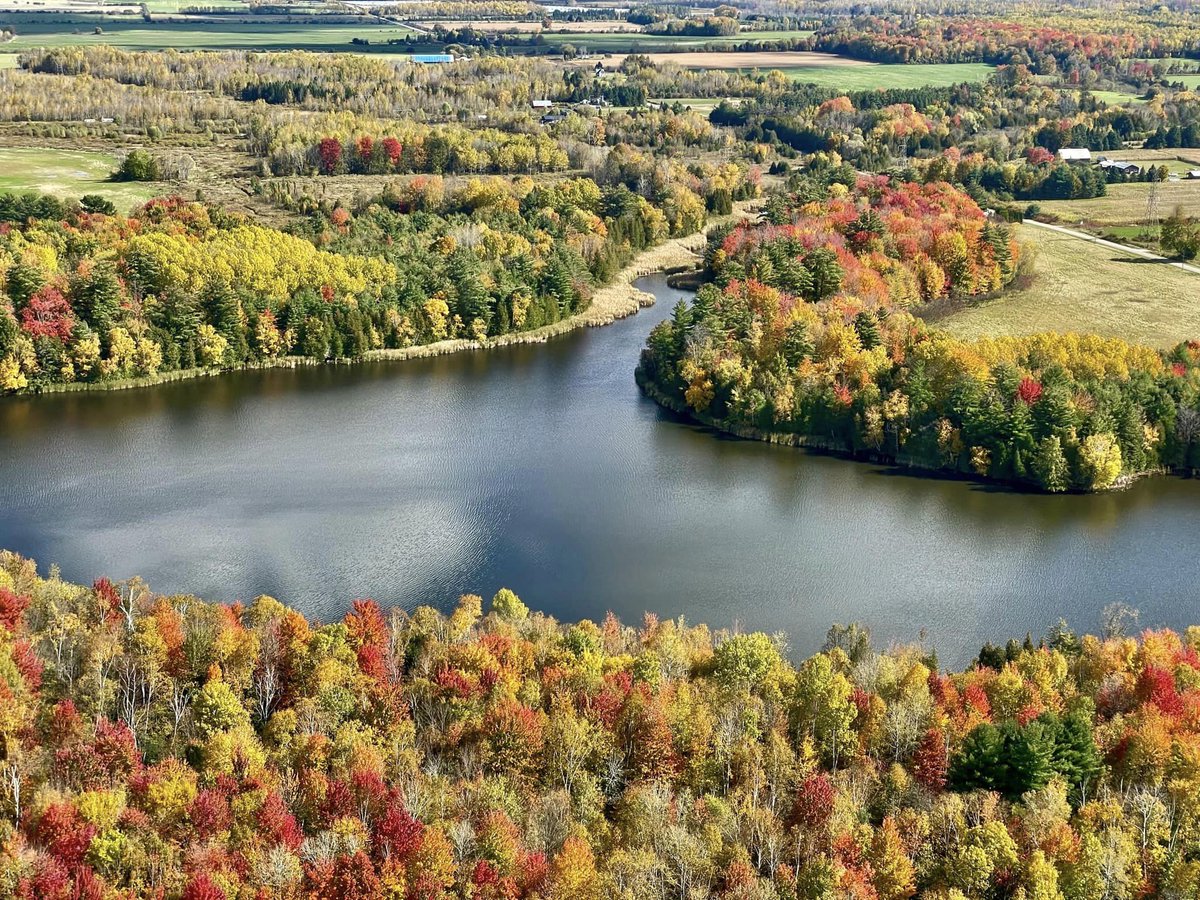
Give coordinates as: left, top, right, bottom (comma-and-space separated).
1, 552, 1200, 900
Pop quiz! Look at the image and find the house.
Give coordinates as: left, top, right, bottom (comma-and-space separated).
540, 112, 568, 126
594, 61, 606, 77
1058, 148, 1092, 163
1098, 158, 1140, 175
531, 99, 553, 109
1187, 169, 1200, 179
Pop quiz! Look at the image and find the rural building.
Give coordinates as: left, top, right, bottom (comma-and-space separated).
1058, 148, 1092, 162
1187, 169, 1200, 179
412, 53, 455, 64
1097, 158, 1141, 175
532, 99, 553, 109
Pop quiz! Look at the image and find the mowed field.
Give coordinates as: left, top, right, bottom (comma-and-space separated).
1, 21, 417, 50
1037, 178, 1200, 226
594, 50, 993, 89
769, 61, 993, 89
937, 224, 1200, 348
414, 20, 643, 33
0, 147, 163, 212
1088, 89, 1149, 106
537, 29, 813, 53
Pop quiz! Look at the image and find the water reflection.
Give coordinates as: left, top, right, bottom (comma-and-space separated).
1, 273, 1198, 663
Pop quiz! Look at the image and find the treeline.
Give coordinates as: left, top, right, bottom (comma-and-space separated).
919, 153, 1109, 201
811, 15, 1200, 78
17, 48, 571, 124
638, 172, 1200, 492
0, 169, 734, 393
267, 125, 570, 178
1, 550, 1200, 897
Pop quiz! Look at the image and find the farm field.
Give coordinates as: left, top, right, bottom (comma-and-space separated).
650, 96, 736, 112
414, 20, 641, 33
0, 21, 418, 50
1036, 179, 1200, 225
0, 53, 19, 68
936, 224, 1200, 348
766, 61, 994, 89
594, 52, 994, 89
0, 147, 163, 211
535, 28, 813, 53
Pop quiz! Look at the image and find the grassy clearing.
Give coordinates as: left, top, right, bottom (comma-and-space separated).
650, 96, 735, 112
591, 51, 991, 90
1088, 89, 1149, 106
936, 224, 1200, 349
0, 147, 163, 212
1036, 180, 1200, 226
536, 28, 812, 53
0, 53, 19, 68
768, 61, 993, 90
2, 21, 417, 50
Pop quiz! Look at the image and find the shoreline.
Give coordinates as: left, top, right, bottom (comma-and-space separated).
22, 202, 751, 397
636, 370, 1167, 494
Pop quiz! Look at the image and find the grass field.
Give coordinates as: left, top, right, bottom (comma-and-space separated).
1036, 179, 1200, 226
0, 53, 19, 68
536, 28, 813, 53
2, 21, 418, 50
594, 50, 992, 89
650, 96, 735, 112
0, 147, 163, 212
1088, 89, 1149, 106
767, 61, 993, 89
937, 224, 1200, 349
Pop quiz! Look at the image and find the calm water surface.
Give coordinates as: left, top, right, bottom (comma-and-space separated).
2, 274, 1198, 661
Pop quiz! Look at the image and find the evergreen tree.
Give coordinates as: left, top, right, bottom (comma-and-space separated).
1033, 435, 1071, 492
853, 310, 882, 350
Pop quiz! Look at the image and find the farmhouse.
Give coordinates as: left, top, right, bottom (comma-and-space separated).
1097, 157, 1140, 175
1187, 169, 1200, 180
1058, 148, 1092, 162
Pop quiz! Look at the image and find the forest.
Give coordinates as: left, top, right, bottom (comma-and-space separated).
0, 551, 1198, 898
0, 158, 759, 392
636, 168, 1200, 492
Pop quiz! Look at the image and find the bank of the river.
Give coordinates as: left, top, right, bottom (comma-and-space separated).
27, 201, 756, 396
635, 370, 1170, 493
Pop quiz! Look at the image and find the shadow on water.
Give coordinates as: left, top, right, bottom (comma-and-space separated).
2, 272, 1200, 663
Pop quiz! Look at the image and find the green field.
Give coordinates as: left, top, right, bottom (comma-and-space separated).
1088, 89, 1149, 106
2, 21, 418, 51
139, 0, 249, 9
650, 96, 734, 112
765, 62, 994, 90
0, 53, 19, 69
0, 147, 163, 212
1036, 179, 1200, 226
937, 224, 1200, 349
537, 28, 812, 52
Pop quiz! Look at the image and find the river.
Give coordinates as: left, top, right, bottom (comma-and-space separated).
2, 274, 1199, 662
